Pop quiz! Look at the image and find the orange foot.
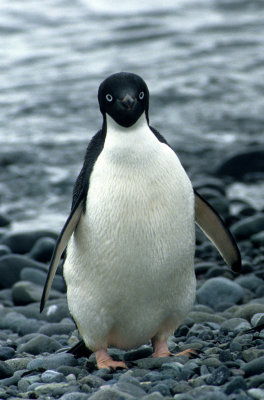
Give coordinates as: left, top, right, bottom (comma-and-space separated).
152, 339, 197, 358
95, 349, 127, 370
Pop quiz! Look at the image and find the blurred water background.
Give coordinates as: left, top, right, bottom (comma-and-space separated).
0, 0, 264, 232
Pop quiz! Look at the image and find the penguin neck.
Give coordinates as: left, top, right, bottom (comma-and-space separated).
102, 113, 157, 162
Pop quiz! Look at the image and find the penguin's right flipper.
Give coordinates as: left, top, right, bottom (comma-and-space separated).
194, 190, 241, 272
40, 201, 83, 312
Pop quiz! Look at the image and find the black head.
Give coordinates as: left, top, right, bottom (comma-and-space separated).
98, 72, 149, 128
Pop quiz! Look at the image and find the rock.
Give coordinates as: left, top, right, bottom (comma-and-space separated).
0, 245, 11, 257
0, 346, 15, 361
242, 355, 264, 377
234, 303, 264, 321
57, 366, 83, 378
5, 357, 34, 372
206, 365, 231, 386
27, 353, 78, 371
0, 230, 57, 254
117, 381, 146, 397
18, 334, 62, 355
89, 386, 134, 399
29, 237, 56, 262
0, 361, 13, 379
41, 370, 65, 383
220, 318, 251, 333
224, 376, 247, 394
34, 382, 79, 397
12, 280, 62, 305
235, 275, 263, 292
124, 347, 152, 361
38, 322, 75, 336
251, 313, 264, 327
0, 254, 46, 289
196, 277, 244, 310
242, 349, 264, 363
248, 388, 264, 400
1, 312, 42, 335
79, 374, 105, 388
40, 300, 71, 322
0, 214, 11, 227
216, 147, 264, 178
251, 231, 264, 246
20, 267, 66, 292
231, 214, 264, 240
59, 394, 90, 400
149, 383, 171, 396
187, 311, 225, 324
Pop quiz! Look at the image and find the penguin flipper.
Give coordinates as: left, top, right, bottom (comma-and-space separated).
40, 201, 83, 312
194, 190, 241, 272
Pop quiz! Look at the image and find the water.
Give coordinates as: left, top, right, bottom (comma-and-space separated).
1, 0, 264, 232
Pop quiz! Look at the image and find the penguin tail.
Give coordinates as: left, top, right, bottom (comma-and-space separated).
67, 339, 93, 358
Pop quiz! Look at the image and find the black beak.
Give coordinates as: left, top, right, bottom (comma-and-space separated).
120, 94, 136, 110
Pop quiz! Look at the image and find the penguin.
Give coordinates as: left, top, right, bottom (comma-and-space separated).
40, 72, 241, 370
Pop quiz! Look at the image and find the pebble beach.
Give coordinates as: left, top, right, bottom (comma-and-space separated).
0, 150, 264, 400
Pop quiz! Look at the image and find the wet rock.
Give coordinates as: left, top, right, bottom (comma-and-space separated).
220, 318, 251, 333
0, 214, 11, 227
248, 388, 264, 399
60, 393, 90, 400
18, 334, 62, 355
0, 230, 57, 254
0, 254, 46, 289
0, 244, 11, 257
234, 303, 264, 321
117, 381, 146, 397
235, 275, 263, 292
38, 321, 75, 336
1, 311, 42, 335
224, 376, 247, 394
124, 347, 152, 361
231, 213, 264, 240
0, 361, 13, 379
188, 311, 225, 324
196, 277, 244, 310
29, 236, 56, 262
12, 280, 62, 305
27, 353, 78, 371
34, 382, 79, 397
206, 365, 231, 385
251, 313, 264, 327
20, 267, 65, 292
0, 346, 15, 361
89, 386, 134, 399
216, 147, 264, 178
242, 355, 264, 377
41, 369, 65, 383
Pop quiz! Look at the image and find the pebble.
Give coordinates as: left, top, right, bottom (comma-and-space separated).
18, 334, 62, 355
1, 173, 264, 400
196, 277, 244, 311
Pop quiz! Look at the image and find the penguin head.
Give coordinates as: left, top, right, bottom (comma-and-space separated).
98, 72, 149, 128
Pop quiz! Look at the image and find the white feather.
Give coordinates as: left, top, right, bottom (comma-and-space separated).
63, 114, 196, 351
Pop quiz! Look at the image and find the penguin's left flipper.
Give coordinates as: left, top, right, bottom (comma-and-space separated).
194, 190, 241, 272
40, 201, 83, 312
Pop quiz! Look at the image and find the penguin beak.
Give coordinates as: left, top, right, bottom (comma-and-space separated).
120, 94, 136, 110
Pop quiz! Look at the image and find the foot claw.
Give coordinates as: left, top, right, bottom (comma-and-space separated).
97, 360, 127, 370
172, 348, 197, 358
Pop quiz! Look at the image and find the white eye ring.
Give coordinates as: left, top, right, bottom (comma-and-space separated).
139, 91, 144, 100
106, 94, 113, 102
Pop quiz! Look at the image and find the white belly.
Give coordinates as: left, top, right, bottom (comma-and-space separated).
64, 117, 196, 351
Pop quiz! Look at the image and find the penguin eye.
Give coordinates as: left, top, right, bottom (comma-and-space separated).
139, 91, 144, 100
106, 94, 113, 102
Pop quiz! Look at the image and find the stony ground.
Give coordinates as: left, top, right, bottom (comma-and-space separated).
0, 171, 264, 400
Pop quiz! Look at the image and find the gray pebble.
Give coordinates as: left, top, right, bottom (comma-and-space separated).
251, 313, 264, 327
40, 300, 71, 322
27, 353, 78, 371
248, 388, 264, 400
225, 376, 247, 395
0, 360, 13, 379
12, 280, 62, 306
21, 267, 66, 292
59, 393, 89, 400
0, 346, 15, 361
242, 355, 264, 377
1, 311, 42, 335
221, 318, 251, 333
117, 381, 146, 397
235, 275, 263, 292
0, 245, 11, 257
196, 277, 244, 310
231, 213, 264, 240
38, 322, 75, 336
41, 369, 65, 383
234, 303, 264, 321
0, 255, 45, 289
17, 374, 41, 391
18, 334, 62, 355
89, 386, 134, 399
79, 374, 105, 388
29, 236, 56, 262
34, 382, 79, 397
0, 230, 57, 254
149, 383, 171, 397
206, 365, 230, 385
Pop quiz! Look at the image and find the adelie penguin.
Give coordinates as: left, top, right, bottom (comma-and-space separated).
40, 72, 241, 370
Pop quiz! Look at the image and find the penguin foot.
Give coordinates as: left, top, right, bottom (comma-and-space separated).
152, 339, 197, 358
95, 349, 127, 370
